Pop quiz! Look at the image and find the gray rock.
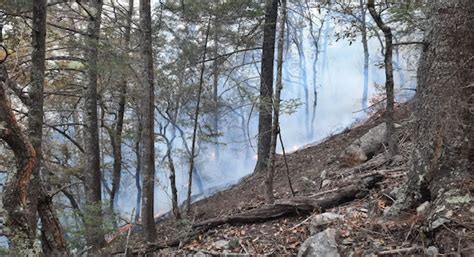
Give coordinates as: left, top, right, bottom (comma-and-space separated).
320, 170, 328, 180
416, 201, 431, 215
340, 123, 388, 164
213, 240, 229, 249
424, 246, 439, 256
310, 213, 344, 234
321, 179, 332, 188
298, 228, 340, 257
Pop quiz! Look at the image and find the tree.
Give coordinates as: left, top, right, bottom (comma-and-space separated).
265, 0, 287, 204
0, 2, 67, 253
108, 0, 134, 215
29, 1, 68, 253
0, 54, 37, 255
386, 0, 473, 253
368, 0, 397, 158
139, 0, 157, 242
359, 0, 369, 110
83, 0, 106, 249
255, 0, 278, 177
186, 18, 211, 214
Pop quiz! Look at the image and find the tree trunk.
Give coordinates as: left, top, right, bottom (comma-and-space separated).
308, 4, 324, 140
84, 0, 105, 249
212, 8, 220, 161
368, 0, 397, 158
360, 0, 369, 110
166, 145, 180, 219
38, 193, 68, 255
254, 0, 278, 174
186, 18, 211, 215
139, 0, 157, 242
0, 64, 37, 254
110, 0, 133, 214
386, 0, 473, 253
134, 125, 142, 222
29, 0, 68, 253
266, 0, 287, 204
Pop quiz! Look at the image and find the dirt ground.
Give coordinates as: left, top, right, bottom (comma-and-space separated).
107, 103, 473, 256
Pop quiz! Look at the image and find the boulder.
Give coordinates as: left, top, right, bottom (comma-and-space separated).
298, 228, 340, 257
340, 123, 387, 165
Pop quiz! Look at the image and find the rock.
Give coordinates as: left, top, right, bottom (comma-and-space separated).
213, 240, 229, 249
298, 228, 340, 257
340, 123, 388, 165
424, 246, 439, 256
416, 201, 431, 215
194, 251, 208, 257
320, 170, 327, 180
228, 238, 240, 249
310, 213, 344, 234
321, 179, 332, 188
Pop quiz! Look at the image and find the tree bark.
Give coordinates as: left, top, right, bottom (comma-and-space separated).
38, 193, 68, 255
0, 64, 37, 254
360, 0, 369, 110
84, 0, 105, 249
386, 0, 473, 253
29, 0, 68, 253
134, 125, 142, 222
254, 0, 278, 174
212, 4, 220, 161
166, 144, 180, 219
139, 0, 157, 242
368, 0, 397, 159
186, 18, 211, 215
266, 0, 287, 204
109, 0, 134, 214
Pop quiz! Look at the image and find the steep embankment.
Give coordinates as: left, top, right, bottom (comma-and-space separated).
111, 103, 470, 256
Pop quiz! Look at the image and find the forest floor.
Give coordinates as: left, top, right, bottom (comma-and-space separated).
107, 102, 473, 256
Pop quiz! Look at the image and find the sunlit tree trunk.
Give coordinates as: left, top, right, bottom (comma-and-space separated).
84, 0, 105, 249
255, 0, 278, 175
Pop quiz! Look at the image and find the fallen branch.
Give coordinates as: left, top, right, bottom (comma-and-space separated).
378, 246, 422, 255
193, 174, 383, 229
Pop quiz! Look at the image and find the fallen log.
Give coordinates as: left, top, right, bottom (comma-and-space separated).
121, 174, 384, 255
193, 174, 384, 229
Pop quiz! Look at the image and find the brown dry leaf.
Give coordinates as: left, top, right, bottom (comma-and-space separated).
340, 229, 351, 237
378, 199, 386, 209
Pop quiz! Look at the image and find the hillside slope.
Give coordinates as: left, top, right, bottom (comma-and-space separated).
109, 103, 472, 256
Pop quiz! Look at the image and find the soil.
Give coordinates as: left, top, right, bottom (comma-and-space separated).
106, 102, 473, 256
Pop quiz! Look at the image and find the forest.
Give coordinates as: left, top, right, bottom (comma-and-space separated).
0, 0, 472, 255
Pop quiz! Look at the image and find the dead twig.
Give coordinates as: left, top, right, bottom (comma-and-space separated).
378, 246, 422, 255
